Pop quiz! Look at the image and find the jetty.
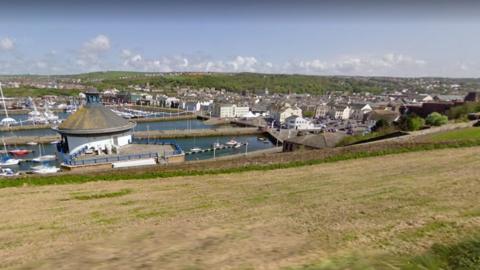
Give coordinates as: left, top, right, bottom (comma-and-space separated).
134, 127, 261, 139
2, 127, 263, 145
184, 142, 248, 155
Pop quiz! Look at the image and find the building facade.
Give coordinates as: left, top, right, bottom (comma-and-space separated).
54, 89, 136, 155
213, 104, 250, 118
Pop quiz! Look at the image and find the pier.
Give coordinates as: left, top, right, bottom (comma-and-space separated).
1, 127, 263, 145
134, 127, 262, 139
184, 142, 248, 155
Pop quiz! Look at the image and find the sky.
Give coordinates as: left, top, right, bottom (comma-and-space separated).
1, 0, 480, 77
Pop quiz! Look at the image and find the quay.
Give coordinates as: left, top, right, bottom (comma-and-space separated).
0, 114, 199, 132
2, 127, 263, 145
184, 142, 248, 155
133, 127, 262, 139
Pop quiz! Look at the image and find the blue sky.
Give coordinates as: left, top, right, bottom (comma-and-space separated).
1, 0, 480, 77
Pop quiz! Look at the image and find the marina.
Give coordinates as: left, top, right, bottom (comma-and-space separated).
0, 134, 274, 173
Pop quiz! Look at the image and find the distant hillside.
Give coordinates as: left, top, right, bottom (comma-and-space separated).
3, 71, 480, 95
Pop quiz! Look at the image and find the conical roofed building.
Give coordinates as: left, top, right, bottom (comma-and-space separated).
55, 89, 136, 155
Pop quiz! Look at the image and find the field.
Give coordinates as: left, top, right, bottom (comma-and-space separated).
426, 127, 480, 142
1, 147, 480, 269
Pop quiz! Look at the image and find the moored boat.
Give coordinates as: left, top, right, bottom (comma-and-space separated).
31, 165, 60, 174
190, 147, 202, 152
225, 139, 238, 146
32, 155, 56, 163
0, 167, 19, 177
8, 149, 31, 157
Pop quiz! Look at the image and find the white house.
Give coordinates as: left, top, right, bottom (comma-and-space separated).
314, 103, 330, 118
270, 103, 303, 124
213, 104, 250, 118
350, 104, 372, 121
329, 105, 351, 120
182, 101, 201, 112
285, 116, 315, 130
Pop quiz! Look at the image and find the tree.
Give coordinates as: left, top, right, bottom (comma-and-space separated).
303, 111, 315, 118
399, 115, 425, 131
426, 112, 448, 126
372, 119, 391, 131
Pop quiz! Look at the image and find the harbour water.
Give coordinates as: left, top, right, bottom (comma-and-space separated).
0, 118, 220, 137
0, 118, 274, 172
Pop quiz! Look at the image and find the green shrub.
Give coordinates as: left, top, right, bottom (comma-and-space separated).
399, 115, 425, 131
426, 112, 448, 126
372, 119, 391, 131
447, 102, 480, 119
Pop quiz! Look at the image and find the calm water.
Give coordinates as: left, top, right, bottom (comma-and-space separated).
175, 134, 274, 161
2, 143, 58, 171
1, 116, 273, 172
0, 118, 217, 137
2, 135, 273, 172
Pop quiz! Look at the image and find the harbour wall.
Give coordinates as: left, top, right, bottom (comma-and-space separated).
2, 127, 263, 145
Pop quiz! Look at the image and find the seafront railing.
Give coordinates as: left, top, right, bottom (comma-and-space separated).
131, 137, 183, 155
64, 152, 160, 166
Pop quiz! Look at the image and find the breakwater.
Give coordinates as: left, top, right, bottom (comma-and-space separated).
2, 127, 262, 145
134, 127, 261, 139
0, 114, 199, 132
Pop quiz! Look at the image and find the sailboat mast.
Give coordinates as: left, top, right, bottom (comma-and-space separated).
0, 82, 9, 118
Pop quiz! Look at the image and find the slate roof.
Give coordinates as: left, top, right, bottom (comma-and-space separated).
56, 104, 136, 135
285, 133, 344, 149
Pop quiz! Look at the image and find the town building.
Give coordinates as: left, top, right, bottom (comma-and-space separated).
329, 105, 351, 120
55, 89, 136, 155
213, 104, 250, 118
350, 104, 372, 121
285, 115, 315, 130
270, 103, 302, 124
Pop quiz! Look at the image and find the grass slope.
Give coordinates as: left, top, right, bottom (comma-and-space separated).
427, 127, 480, 142
1, 147, 479, 269
2, 139, 480, 189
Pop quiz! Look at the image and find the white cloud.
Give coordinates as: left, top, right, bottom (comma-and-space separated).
83, 34, 110, 52
286, 53, 427, 76
0, 37, 15, 51
74, 34, 112, 71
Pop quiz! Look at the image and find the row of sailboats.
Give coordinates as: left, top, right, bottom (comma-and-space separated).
0, 82, 61, 127
0, 82, 18, 126
27, 97, 60, 124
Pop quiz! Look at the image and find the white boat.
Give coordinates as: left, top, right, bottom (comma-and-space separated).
27, 97, 49, 124
32, 155, 56, 163
212, 142, 222, 148
234, 143, 242, 148
0, 138, 20, 166
43, 103, 59, 123
0, 168, 19, 177
0, 157, 20, 166
32, 144, 56, 162
225, 139, 238, 146
27, 141, 38, 146
0, 83, 18, 127
190, 147, 202, 152
32, 165, 60, 174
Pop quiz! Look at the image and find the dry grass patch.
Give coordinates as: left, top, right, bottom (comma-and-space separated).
0, 147, 479, 269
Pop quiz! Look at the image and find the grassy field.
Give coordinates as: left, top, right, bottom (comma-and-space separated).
3, 87, 81, 97
426, 127, 480, 142
1, 147, 479, 269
